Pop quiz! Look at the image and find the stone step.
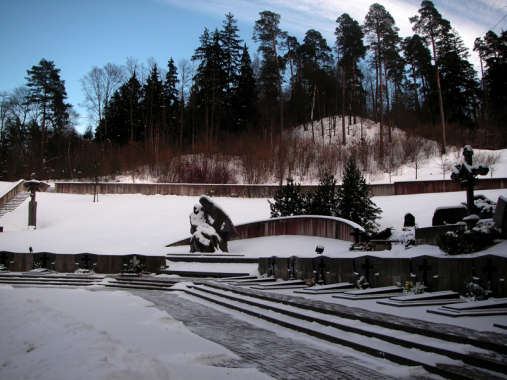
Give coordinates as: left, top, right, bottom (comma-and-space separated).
159, 269, 250, 278
203, 281, 507, 355
0, 279, 97, 286
377, 290, 462, 307
294, 282, 355, 294
187, 283, 507, 379
0, 191, 30, 217
230, 277, 277, 285
166, 254, 258, 263
250, 279, 306, 288
216, 275, 258, 282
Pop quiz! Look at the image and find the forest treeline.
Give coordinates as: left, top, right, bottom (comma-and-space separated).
0, 1, 506, 181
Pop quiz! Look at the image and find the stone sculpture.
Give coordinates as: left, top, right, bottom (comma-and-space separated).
189, 196, 237, 253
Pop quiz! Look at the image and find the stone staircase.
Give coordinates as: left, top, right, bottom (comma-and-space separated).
0, 191, 29, 218
183, 281, 507, 380
3, 272, 507, 379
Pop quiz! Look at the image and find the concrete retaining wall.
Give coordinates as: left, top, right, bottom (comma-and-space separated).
0, 180, 25, 209
168, 215, 362, 247
258, 254, 507, 296
0, 252, 165, 274
235, 216, 360, 242
55, 178, 506, 198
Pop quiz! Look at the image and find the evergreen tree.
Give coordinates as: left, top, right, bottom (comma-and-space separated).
192, 28, 227, 145
25, 58, 71, 167
336, 158, 381, 233
474, 30, 507, 126
402, 34, 433, 113
142, 63, 165, 157
307, 173, 338, 216
410, 0, 451, 152
335, 14, 366, 142
233, 44, 257, 132
97, 72, 142, 144
298, 29, 333, 139
363, 3, 397, 158
437, 31, 480, 126
269, 177, 308, 217
253, 11, 287, 157
220, 13, 243, 95
164, 57, 180, 136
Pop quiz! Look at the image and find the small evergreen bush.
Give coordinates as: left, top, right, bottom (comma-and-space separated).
269, 178, 309, 217
437, 220, 499, 255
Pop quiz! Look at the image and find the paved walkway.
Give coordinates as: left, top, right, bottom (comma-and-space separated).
135, 290, 419, 380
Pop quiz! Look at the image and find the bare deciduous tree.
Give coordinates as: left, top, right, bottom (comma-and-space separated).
81, 63, 124, 136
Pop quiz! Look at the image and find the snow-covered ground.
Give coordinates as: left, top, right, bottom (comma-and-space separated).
0, 189, 505, 256
0, 180, 18, 198
0, 285, 272, 380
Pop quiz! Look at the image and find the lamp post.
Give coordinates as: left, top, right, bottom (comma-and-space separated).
23, 178, 49, 229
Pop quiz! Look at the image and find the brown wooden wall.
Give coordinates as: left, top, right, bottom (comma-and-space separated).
55, 178, 506, 198
168, 216, 361, 247
234, 216, 359, 242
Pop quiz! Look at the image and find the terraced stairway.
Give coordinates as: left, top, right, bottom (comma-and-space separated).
0, 272, 103, 286
184, 281, 507, 380
3, 272, 506, 379
0, 191, 29, 218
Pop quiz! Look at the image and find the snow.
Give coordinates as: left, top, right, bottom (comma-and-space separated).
0, 189, 506, 257
0, 285, 272, 380
0, 180, 21, 198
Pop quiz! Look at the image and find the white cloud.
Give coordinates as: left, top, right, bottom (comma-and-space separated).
158, 0, 503, 69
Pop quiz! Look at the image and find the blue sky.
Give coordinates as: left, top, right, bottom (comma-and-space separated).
1, 0, 506, 133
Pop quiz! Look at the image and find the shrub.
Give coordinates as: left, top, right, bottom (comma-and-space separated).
437, 220, 499, 255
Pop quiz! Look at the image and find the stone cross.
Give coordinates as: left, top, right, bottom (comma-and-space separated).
450, 145, 489, 213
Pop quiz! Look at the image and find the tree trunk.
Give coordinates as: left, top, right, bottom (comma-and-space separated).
377, 40, 384, 161
341, 67, 346, 145
411, 65, 420, 112
431, 37, 446, 154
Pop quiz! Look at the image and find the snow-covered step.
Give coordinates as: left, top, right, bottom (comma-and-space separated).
0, 191, 29, 217
294, 282, 355, 294
333, 285, 403, 300
205, 281, 507, 354
186, 284, 507, 379
230, 277, 276, 285
250, 279, 307, 290
105, 277, 180, 291
377, 290, 462, 307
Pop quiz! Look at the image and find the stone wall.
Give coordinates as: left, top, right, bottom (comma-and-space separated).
167, 215, 362, 247
55, 178, 507, 198
0, 180, 25, 209
0, 252, 165, 274
258, 254, 507, 296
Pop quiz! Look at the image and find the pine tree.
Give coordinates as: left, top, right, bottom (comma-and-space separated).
335, 14, 366, 141
307, 173, 338, 216
25, 58, 71, 167
269, 178, 308, 217
410, 0, 451, 153
476, 31, 507, 126
253, 10, 287, 182
336, 158, 381, 233
164, 58, 179, 142
234, 44, 257, 132
363, 3, 397, 159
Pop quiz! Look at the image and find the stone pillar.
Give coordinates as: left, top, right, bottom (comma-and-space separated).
28, 198, 37, 227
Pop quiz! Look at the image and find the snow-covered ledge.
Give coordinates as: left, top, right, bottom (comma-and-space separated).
0, 179, 25, 209
234, 215, 364, 242
167, 215, 363, 247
